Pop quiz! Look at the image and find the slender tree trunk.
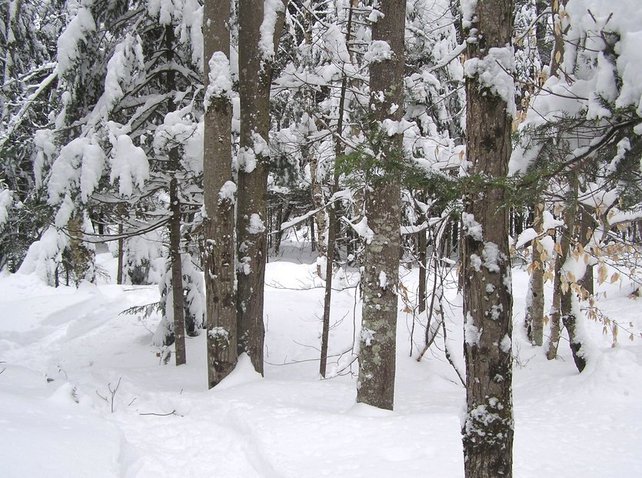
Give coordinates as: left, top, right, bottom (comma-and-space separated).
546, 239, 562, 360
417, 192, 428, 315
526, 202, 545, 345
165, 25, 186, 366
560, 175, 586, 372
319, 0, 355, 379
203, 0, 237, 388
309, 154, 327, 262
461, 1, 515, 476
116, 223, 124, 285
356, 0, 405, 410
550, 0, 569, 78
578, 206, 594, 296
236, 0, 287, 374
169, 175, 186, 366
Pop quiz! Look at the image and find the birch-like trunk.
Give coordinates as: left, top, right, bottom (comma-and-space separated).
525, 202, 545, 345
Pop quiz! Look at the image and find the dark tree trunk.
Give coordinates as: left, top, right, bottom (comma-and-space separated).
461, 1, 515, 476
116, 222, 124, 285
236, 0, 287, 374
165, 25, 186, 366
319, 0, 355, 379
169, 175, 186, 366
204, 0, 237, 388
356, 0, 405, 411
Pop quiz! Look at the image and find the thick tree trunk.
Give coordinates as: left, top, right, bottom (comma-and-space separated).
203, 0, 237, 388
236, 0, 287, 374
356, 0, 405, 411
461, 1, 515, 476
526, 202, 545, 345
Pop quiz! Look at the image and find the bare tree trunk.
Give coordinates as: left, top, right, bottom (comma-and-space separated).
203, 0, 237, 388
546, 240, 562, 360
526, 202, 545, 345
309, 154, 327, 262
560, 176, 586, 372
319, 0, 355, 379
116, 223, 124, 285
165, 25, 186, 366
550, 0, 569, 78
461, 1, 515, 476
236, 0, 287, 374
356, 0, 405, 410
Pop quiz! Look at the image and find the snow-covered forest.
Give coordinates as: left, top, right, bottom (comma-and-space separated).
1, 0, 641, 476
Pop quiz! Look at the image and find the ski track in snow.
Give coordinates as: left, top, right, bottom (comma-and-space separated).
1, 247, 641, 477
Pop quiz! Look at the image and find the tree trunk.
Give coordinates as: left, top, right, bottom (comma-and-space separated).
236, 0, 287, 374
560, 175, 586, 372
319, 0, 355, 379
546, 239, 562, 360
525, 202, 545, 345
166, 25, 186, 366
417, 193, 428, 315
203, 0, 237, 388
169, 175, 186, 366
461, 1, 515, 476
356, 0, 405, 411
117, 222, 124, 285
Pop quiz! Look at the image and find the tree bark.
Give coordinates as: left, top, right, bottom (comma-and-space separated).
560, 175, 586, 372
203, 0, 237, 388
319, 0, 355, 379
525, 202, 544, 345
461, 1, 515, 476
546, 239, 562, 360
169, 175, 186, 366
236, 0, 287, 374
165, 24, 186, 366
356, 0, 405, 411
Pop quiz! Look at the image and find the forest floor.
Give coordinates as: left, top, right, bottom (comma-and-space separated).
1, 240, 641, 477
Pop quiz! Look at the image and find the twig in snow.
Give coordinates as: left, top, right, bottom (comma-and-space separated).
139, 409, 179, 417
96, 377, 122, 413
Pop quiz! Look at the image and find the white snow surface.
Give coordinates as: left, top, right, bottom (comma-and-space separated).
1, 245, 642, 477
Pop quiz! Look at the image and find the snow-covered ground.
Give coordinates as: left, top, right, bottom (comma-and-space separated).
1, 243, 641, 477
